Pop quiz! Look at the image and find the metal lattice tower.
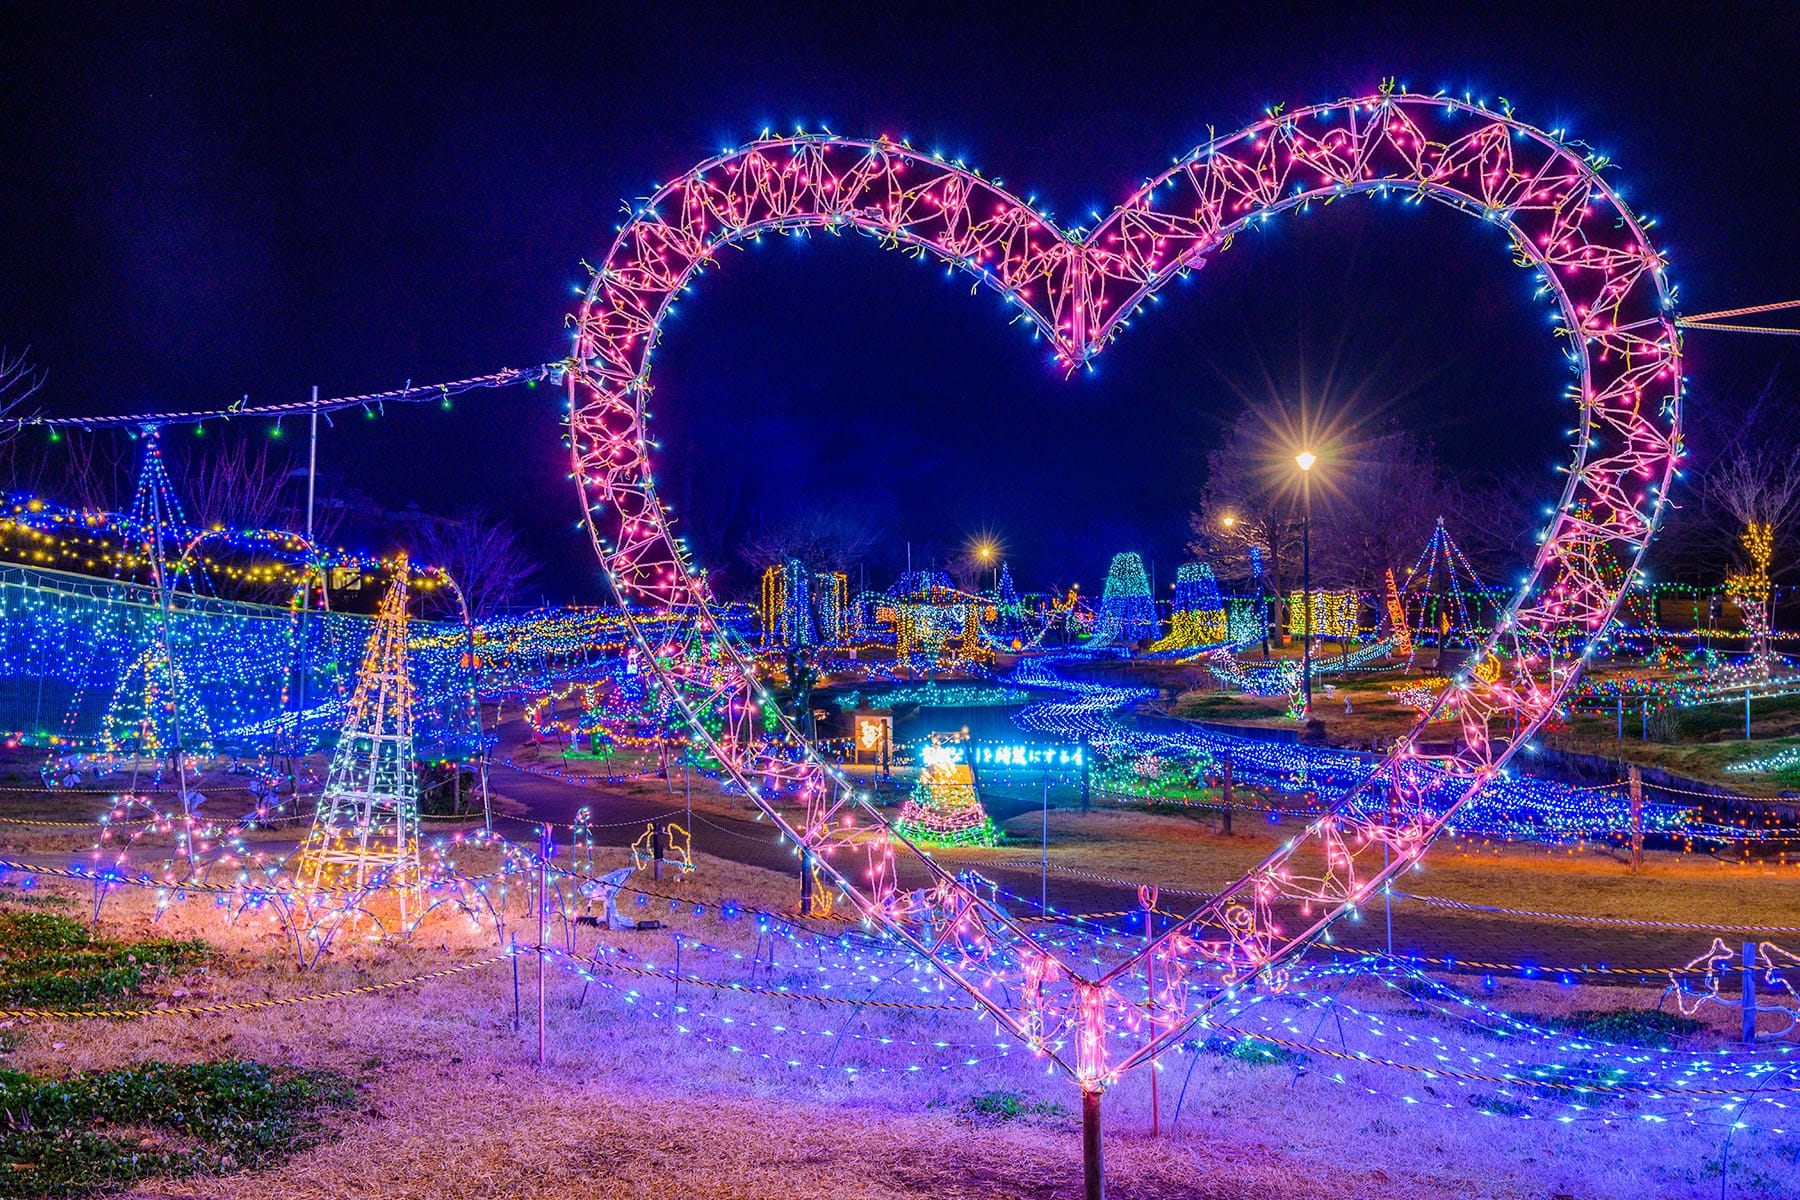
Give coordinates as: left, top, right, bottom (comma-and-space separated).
296, 563, 421, 922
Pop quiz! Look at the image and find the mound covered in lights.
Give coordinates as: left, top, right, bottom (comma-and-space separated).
893, 742, 1002, 847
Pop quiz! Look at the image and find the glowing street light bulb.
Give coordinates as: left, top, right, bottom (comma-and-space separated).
1221, 514, 1237, 528
1295, 450, 1318, 472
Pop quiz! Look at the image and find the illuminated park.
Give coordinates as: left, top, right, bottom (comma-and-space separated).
5, 10, 1800, 1199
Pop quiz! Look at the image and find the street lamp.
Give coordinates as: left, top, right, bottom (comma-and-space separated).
975, 540, 998, 591
1295, 451, 1316, 712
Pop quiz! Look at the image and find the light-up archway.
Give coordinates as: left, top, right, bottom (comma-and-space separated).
566, 89, 1681, 1089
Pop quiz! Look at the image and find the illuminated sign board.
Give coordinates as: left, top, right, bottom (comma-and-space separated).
919, 741, 1084, 768
853, 714, 892, 761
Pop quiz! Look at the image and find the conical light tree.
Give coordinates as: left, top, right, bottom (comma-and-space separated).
296, 562, 422, 924
100, 645, 214, 758
1092, 552, 1157, 644
1150, 563, 1227, 650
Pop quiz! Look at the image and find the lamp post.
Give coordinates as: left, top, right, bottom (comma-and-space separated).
973, 540, 1001, 593
1295, 451, 1317, 712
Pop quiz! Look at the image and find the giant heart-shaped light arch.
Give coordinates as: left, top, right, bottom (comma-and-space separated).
567, 90, 1681, 1089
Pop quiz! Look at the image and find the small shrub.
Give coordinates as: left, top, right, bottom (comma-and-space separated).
0, 910, 211, 1007
1469, 1094, 1530, 1117
0, 1060, 354, 1197
964, 1090, 1068, 1121
1646, 706, 1682, 742
0, 912, 88, 952
1553, 1008, 1704, 1047
1202, 1035, 1308, 1068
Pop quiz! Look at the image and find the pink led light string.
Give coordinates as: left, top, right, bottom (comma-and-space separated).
567, 89, 1682, 1090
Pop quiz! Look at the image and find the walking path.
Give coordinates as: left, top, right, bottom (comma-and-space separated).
483, 728, 1745, 985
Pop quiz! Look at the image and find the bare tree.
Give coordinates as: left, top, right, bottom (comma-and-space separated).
0, 350, 65, 499
57, 429, 136, 513
740, 508, 877, 575
1187, 409, 1304, 634
414, 508, 541, 619
181, 434, 297, 530
1311, 429, 1446, 591
945, 544, 999, 594
1704, 444, 1800, 577
1650, 375, 1800, 583
0, 349, 43, 422
1436, 471, 1541, 581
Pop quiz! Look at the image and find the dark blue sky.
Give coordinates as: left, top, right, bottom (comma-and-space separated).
3, 3, 1797, 601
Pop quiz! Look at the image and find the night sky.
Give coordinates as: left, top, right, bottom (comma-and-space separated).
3, 3, 1798, 602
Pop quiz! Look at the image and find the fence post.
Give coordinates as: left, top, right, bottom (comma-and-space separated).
652, 820, 665, 882
800, 848, 814, 916
1219, 752, 1233, 836
1628, 765, 1643, 872
1080, 737, 1091, 811
1082, 1088, 1104, 1200
1744, 940, 1758, 1045
510, 931, 520, 1031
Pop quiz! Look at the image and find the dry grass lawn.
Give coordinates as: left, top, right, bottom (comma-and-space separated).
2, 838, 1791, 1200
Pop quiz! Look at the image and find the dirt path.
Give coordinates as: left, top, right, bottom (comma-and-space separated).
483, 724, 1748, 985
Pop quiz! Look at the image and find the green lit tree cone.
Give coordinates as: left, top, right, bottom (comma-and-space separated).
891, 805, 1003, 848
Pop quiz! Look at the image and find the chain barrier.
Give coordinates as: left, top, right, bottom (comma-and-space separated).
1208, 1022, 1800, 1095
1394, 891, 1800, 933
1318, 943, 1708, 979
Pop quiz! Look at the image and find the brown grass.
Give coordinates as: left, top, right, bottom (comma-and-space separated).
4, 838, 1789, 1200
933, 803, 1800, 930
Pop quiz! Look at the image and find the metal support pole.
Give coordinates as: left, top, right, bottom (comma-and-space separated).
1385, 777, 1399, 957
1744, 940, 1758, 1045
1383, 844, 1394, 958
510, 931, 520, 1030
1747, 688, 1754, 740
291, 393, 320, 790
1616, 694, 1623, 740
144, 436, 193, 827
478, 753, 491, 833
653, 820, 665, 882
800, 848, 814, 916
1628, 765, 1643, 871
1641, 699, 1648, 742
306, 390, 318, 541
537, 850, 547, 1068
1041, 769, 1050, 916
1301, 473, 1313, 712
452, 584, 491, 833
1082, 1088, 1104, 1200
1079, 737, 1090, 811
1143, 891, 1159, 1137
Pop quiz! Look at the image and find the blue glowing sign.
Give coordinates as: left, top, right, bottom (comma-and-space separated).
919, 741, 1084, 768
